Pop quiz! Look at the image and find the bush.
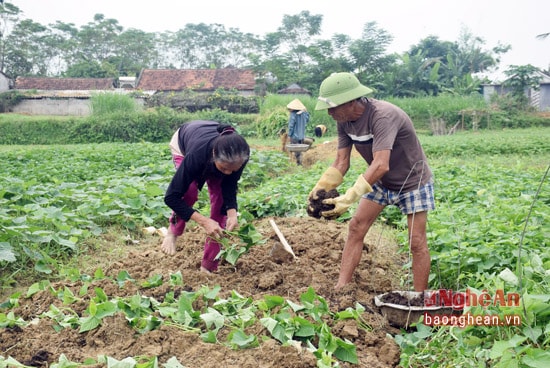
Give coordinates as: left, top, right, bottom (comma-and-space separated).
0, 90, 27, 113
147, 88, 260, 113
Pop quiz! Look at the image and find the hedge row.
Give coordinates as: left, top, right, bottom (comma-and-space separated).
0, 108, 257, 145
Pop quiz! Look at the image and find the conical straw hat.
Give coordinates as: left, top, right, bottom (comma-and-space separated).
286, 99, 307, 111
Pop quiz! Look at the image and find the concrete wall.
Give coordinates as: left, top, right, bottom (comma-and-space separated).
12, 98, 92, 116
539, 84, 550, 111
0, 75, 10, 92
11, 97, 146, 116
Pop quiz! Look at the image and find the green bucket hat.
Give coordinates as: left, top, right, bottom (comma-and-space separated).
315, 72, 373, 110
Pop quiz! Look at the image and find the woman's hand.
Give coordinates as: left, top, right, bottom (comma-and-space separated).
203, 218, 224, 238
226, 215, 238, 232
226, 209, 239, 232
191, 212, 224, 239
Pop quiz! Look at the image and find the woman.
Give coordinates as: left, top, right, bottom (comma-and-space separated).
161, 120, 250, 273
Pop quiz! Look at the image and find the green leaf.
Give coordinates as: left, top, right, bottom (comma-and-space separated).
0, 356, 35, 367
169, 271, 183, 286
333, 338, 358, 364
293, 318, 315, 338
79, 315, 101, 332
260, 317, 288, 343
94, 268, 106, 280
26, 280, 51, 297
299, 286, 317, 304
104, 356, 137, 368
61, 286, 77, 304
522, 349, 550, 368
499, 268, 519, 286
201, 308, 225, 330
135, 356, 157, 368
116, 270, 135, 287
50, 354, 81, 368
34, 260, 53, 274
0, 242, 16, 262
286, 300, 305, 313
263, 295, 285, 310
201, 330, 217, 343
227, 329, 259, 349
141, 274, 163, 288
163, 357, 186, 368
94, 287, 108, 302
203, 285, 221, 300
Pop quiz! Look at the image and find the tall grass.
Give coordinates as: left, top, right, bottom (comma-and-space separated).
259, 93, 493, 136
90, 92, 141, 116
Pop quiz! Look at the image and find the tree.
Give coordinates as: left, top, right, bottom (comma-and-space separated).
272, 11, 324, 89
381, 51, 441, 97
3, 19, 58, 77
349, 21, 395, 83
64, 14, 123, 77
0, 1, 21, 75
46, 21, 79, 75
114, 28, 157, 76
404, 30, 507, 96
166, 23, 260, 69
452, 27, 509, 75
503, 64, 542, 109
64, 60, 107, 78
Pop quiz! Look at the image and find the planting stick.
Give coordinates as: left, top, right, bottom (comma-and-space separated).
269, 219, 296, 258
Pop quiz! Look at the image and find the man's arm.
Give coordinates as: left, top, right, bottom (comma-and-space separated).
364, 149, 390, 184
332, 146, 352, 176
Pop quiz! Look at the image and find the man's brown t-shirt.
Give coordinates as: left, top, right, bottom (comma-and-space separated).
337, 98, 432, 192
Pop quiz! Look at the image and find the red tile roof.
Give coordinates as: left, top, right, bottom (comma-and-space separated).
136, 69, 256, 91
15, 77, 114, 90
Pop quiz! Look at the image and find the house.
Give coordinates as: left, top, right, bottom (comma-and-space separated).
0, 71, 12, 92
277, 83, 311, 96
136, 68, 256, 95
118, 76, 137, 89
9, 69, 258, 115
481, 70, 550, 111
136, 68, 257, 112
12, 77, 117, 116
15, 77, 115, 91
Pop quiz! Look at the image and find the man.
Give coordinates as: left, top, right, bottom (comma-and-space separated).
308, 72, 434, 292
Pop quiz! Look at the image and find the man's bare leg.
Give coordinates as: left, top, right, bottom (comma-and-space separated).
407, 211, 430, 292
335, 200, 384, 289
161, 227, 177, 255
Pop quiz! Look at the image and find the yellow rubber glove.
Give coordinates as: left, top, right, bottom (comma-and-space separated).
321, 174, 373, 218
308, 167, 343, 200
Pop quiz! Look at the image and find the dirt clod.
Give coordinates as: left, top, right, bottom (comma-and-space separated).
307, 189, 339, 219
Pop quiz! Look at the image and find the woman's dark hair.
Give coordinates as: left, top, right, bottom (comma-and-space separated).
213, 124, 250, 164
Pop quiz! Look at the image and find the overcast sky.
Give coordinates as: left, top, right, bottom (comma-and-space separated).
11, 0, 550, 76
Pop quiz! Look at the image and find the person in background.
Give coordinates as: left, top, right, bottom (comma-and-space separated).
286, 98, 310, 165
314, 124, 327, 138
309, 72, 434, 292
161, 120, 250, 273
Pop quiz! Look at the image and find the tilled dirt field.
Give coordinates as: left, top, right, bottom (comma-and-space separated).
1, 216, 407, 367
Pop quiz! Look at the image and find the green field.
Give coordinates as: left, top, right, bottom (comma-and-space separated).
1, 127, 549, 367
